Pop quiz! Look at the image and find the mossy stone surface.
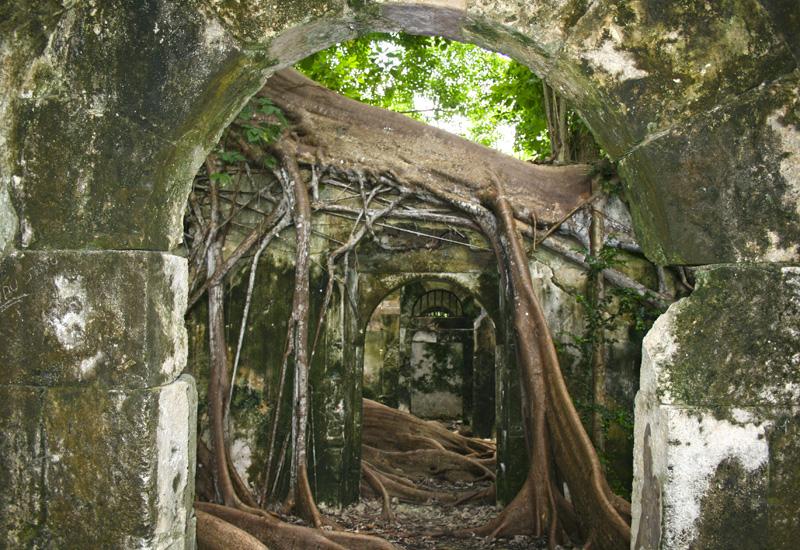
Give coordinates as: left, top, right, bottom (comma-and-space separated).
44, 376, 196, 548
692, 458, 769, 550
0, 251, 187, 389
467, 0, 591, 56
201, 0, 346, 44
0, 377, 196, 548
0, 386, 46, 548
4, 1, 264, 250
635, 262, 800, 547
757, 0, 800, 63
653, 264, 800, 412
620, 73, 800, 265
766, 411, 800, 549
0, 181, 16, 259
550, 0, 796, 159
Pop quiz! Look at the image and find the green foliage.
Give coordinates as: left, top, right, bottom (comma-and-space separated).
236, 96, 287, 145
578, 245, 665, 344
413, 341, 463, 396
296, 32, 553, 160
556, 244, 665, 498
209, 171, 233, 187
209, 96, 288, 181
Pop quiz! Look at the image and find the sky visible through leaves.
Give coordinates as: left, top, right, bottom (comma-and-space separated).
296, 33, 553, 161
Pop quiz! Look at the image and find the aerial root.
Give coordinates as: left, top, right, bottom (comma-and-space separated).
361, 462, 397, 523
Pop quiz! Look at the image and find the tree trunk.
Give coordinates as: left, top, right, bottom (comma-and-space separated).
492, 194, 629, 549
205, 169, 240, 507
262, 69, 592, 225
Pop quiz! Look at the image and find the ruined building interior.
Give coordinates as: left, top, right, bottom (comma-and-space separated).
1, 2, 798, 549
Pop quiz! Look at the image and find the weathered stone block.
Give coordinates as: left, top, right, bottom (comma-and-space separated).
619, 73, 800, 265
0, 386, 46, 549
549, 0, 796, 158
4, 1, 264, 250
758, 0, 800, 64
203, 0, 346, 45
11, 96, 184, 251
466, 0, 591, 57
0, 251, 187, 388
0, 179, 16, 257
632, 264, 800, 549
44, 375, 197, 548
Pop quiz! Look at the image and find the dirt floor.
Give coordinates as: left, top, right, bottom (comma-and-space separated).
316, 489, 561, 550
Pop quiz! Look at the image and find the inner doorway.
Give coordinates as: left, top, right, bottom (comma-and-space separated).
364, 281, 496, 433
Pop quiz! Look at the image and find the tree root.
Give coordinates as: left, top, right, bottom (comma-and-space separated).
362, 399, 495, 457
196, 509, 268, 550
359, 399, 497, 520
197, 502, 397, 550
188, 72, 642, 550
362, 462, 397, 523
362, 445, 494, 482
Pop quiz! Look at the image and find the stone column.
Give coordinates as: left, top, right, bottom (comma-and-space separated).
471, 312, 496, 438
494, 291, 527, 505
632, 264, 800, 549
0, 251, 197, 548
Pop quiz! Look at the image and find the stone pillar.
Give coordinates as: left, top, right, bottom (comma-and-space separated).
632, 264, 800, 549
310, 269, 361, 506
471, 312, 496, 438
495, 292, 527, 505
0, 251, 196, 548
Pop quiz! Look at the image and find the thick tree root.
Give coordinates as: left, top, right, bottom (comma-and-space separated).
362, 462, 397, 523
197, 502, 397, 550
196, 509, 269, 550
362, 445, 494, 482
452, 195, 630, 550
189, 70, 637, 550
362, 399, 494, 457
359, 399, 497, 521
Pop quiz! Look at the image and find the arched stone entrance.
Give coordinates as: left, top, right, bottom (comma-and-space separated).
1, 1, 798, 547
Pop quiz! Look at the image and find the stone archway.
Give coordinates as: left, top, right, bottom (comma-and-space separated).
358, 272, 528, 502
1, 2, 798, 547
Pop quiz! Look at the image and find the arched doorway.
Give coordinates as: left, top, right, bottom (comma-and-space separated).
364, 281, 496, 432
1, 2, 798, 548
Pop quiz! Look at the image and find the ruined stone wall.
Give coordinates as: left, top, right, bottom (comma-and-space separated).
632, 265, 800, 549
1, 1, 799, 547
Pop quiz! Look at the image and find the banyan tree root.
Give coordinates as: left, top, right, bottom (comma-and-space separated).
362, 445, 494, 483
196, 502, 397, 550
190, 68, 636, 550
448, 194, 630, 549
362, 399, 494, 457
196, 509, 268, 550
359, 399, 497, 518
195, 151, 399, 550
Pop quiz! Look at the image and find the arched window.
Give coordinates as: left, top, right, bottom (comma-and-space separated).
411, 289, 463, 318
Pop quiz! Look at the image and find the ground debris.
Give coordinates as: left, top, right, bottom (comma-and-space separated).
321, 498, 550, 549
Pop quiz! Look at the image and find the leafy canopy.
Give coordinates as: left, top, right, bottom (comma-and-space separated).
296, 33, 552, 160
